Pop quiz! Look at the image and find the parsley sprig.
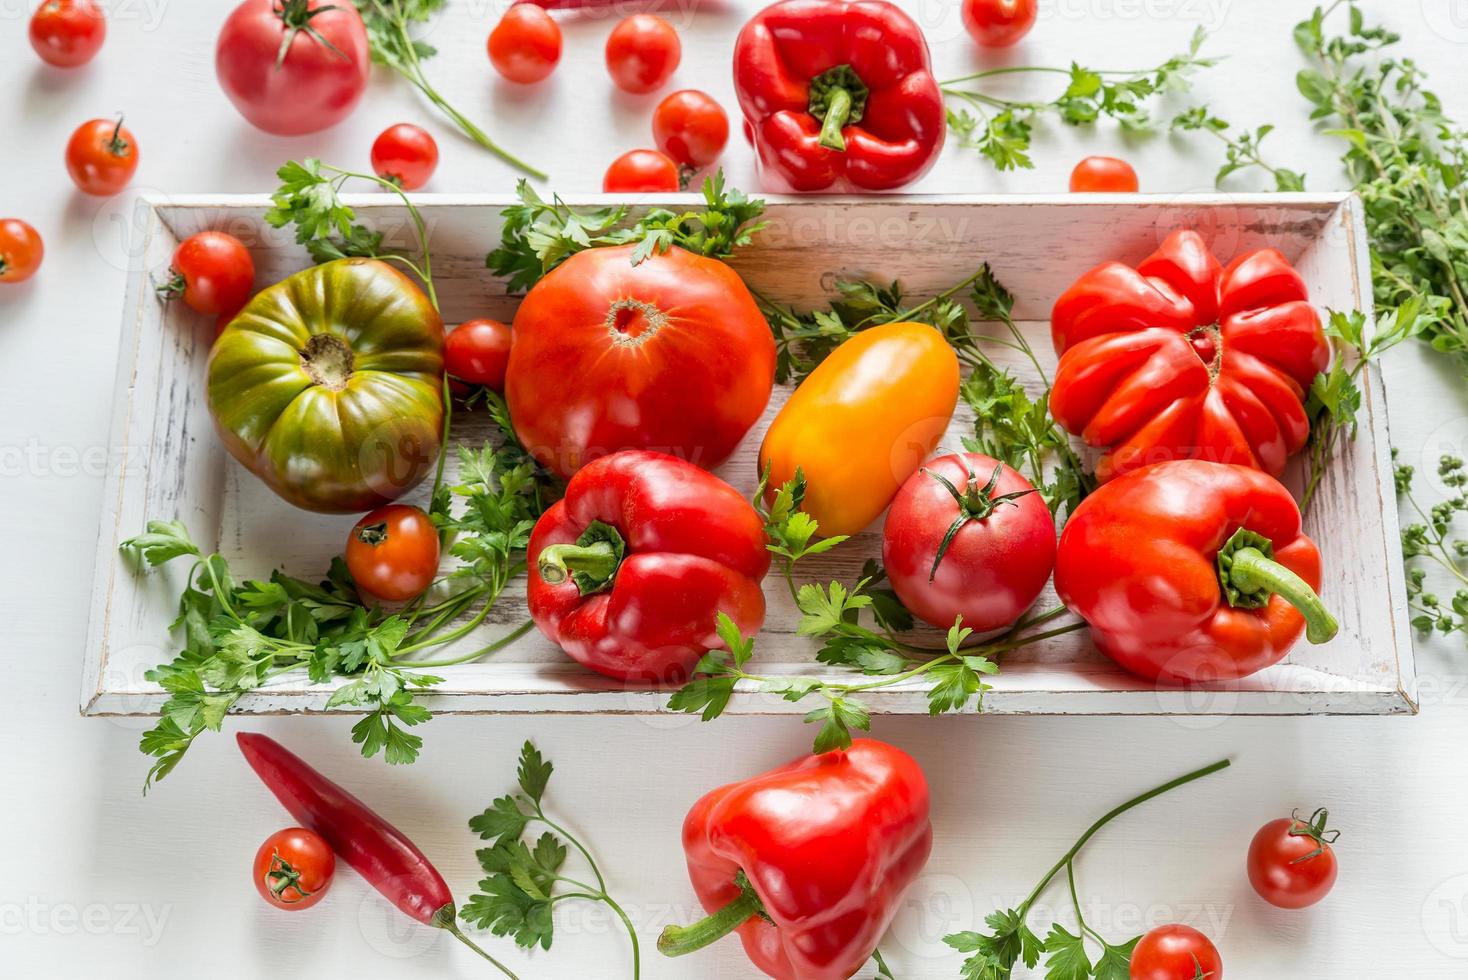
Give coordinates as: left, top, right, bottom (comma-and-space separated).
944, 760, 1230, 980
941, 29, 1216, 171
124, 398, 557, 790
353, 0, 543, 178
465, 742, 640, 977
486, 172, 767, 293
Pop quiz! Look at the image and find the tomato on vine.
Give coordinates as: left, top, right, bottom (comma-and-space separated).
0, 220, 44, 285
603, 149, 680, 193
1130, 924, 1222, 980
652, 89, 728, 169
488, 3, 561, 85
1247, 807, 1339, 909
158, 232, 256, 318
961, 0, 1036, 48
253, 828, 335, 911
1070, 155, 1139, 192
65, 116, 139, 196
344, 504, 441, 602
29, 0, 106, 68
370, 124, 439, 190
605, 14, 680, 94
445, 319, 512, 390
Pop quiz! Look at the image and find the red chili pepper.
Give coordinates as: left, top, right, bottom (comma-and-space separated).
1053, 460, 1338, 684
658, 739, 932, 980
1050, 229, 1330, 482
526, 450, 769, 683
732, 0, 946, 191
236, 733, 518, 978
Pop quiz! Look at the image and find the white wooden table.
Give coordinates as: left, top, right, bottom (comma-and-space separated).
2, 1, 1465, 975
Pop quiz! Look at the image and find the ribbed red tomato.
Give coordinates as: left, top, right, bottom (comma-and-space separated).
504, 244, 774, 479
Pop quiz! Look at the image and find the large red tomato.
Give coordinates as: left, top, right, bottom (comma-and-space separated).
216, 0, 371, 136
504, 245, 774, 478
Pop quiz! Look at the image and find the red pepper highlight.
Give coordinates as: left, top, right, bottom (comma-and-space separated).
733, 0, 946, 191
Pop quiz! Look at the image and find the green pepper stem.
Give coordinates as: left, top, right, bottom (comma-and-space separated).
1228, 547, 1339, 643
657, 889, 763, 957
537, 541, 620, 587
817, 86, 853, 151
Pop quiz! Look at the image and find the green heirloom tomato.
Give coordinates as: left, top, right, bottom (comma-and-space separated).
207, 258, 444, 513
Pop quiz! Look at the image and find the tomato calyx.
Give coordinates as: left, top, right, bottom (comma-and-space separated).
272, 0, 350, 68
1190, 952, 1215, 979
605, 298, 667, 347
537, 520, 626, 595
355, 520, 390, 546
156, 270, 187, 301
924, 459, 1037, 582
1216, 527, 1339, 642
263, 851, 315, 903
807, 65, 869, 152
658, 868, 769, 956
1286, 806, 1340, 863
106, 115, 131, 158
298, 333, 355, 390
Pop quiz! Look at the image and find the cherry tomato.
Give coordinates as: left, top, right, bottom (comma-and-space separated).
603, 149, 679, 193
1246, 807, 1339, 909
253, 828, 335, 911
65, 116, 139, 197
344, 504, 440, 602
882, 453, 1055, 632
445, 319, 513, 390
605, 14, 680, 94
1070, 155, 1139, 192
652, 89, 729, 169
159, 232, 256, 318
29, 0, 106, 68
962, 0, 1036, 47
0, 220, 44, 285
488, 3, 561, 85
1130, 924, 1222, 980
371, 124, 439, 190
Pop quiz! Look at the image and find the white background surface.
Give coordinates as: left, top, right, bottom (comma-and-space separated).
3, 0, 1468, 976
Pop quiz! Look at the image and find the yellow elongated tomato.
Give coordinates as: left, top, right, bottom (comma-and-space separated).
759, 322, 960, 537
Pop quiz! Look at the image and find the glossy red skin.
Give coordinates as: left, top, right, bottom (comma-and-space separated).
882, 453, 1055, 632
603, 149, 680, 192
0, 219, 44, 284
1069, 155, 1138, 192
237, 732, 455, 926
345, 504, 441, 602
605, 14, 680, 93
505, 244, 775, 478
30, 0, 106, 68
444, 318, 513, 389
733, 0, 945, 191
488, 4, 562, 84
216, 0, 370, 136
654, 90, 730, 168
681, 739, 933, 980
170, 232, 255, 317
1247, 816, 1338, 908
1050, 229, 1329, 482
253, 827, 336, 911
526, 451, 769, 683
65, 118, 138, 196
1055, 460, 1323, 684
1130, 924, 1223, 980
961, 0, 1036, 47
371, 124, 439, 190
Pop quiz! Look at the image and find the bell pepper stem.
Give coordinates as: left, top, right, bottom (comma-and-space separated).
537, 541, 620, 587
817, 86, 853, 151
1228, 546, 1339, 643
657, 889, 764, 957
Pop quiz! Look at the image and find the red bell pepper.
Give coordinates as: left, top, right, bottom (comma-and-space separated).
732, 0, 946, 192
236, 733, 518, 977
1050, 229, 1330, 482
658, 739, 932, 980
1054, 459, 1338, 684
526, 450, 770, 683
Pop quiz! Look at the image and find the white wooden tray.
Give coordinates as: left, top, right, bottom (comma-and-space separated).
83, 192, 1416, 718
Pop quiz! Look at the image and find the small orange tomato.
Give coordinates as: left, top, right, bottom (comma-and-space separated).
65, 116, 138, 196
1069, 155, 1139, 192
759, 322, 960, 537
344, 503, 440, 602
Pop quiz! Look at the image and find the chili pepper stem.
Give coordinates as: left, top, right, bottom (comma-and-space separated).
441, 916, 521, 979
1228, 546, 1339, 643
657, 889, 763, 957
